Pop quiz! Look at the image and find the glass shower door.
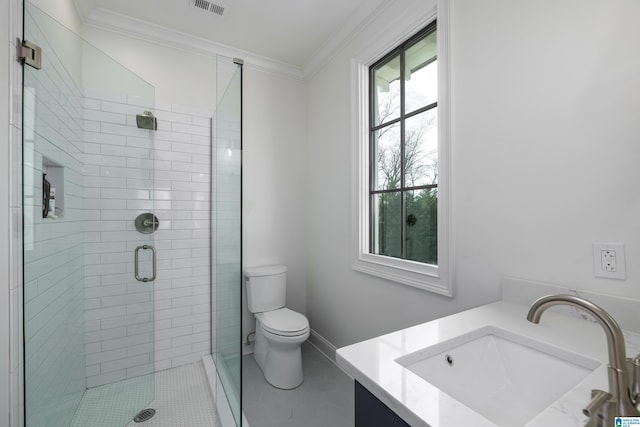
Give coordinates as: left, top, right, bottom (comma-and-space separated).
23, 2, 156, 426
213, 58, 242, 426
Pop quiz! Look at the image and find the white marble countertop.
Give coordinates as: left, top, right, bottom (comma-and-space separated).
336, 300, 640, 427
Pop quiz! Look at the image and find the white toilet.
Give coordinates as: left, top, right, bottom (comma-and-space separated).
244, 265, 310, 389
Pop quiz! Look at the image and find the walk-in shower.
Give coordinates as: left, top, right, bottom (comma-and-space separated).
21, 1, 242, 425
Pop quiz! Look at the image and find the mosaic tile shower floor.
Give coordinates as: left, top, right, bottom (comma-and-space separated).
71, 361, 218, 427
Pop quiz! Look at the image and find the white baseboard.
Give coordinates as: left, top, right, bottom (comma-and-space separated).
308, 329, 336, 359
308, 329, 353, 380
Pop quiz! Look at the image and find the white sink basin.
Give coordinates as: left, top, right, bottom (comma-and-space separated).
396, 326, 600, 425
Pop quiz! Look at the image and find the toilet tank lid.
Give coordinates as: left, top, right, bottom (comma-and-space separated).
244, 265, 287, 277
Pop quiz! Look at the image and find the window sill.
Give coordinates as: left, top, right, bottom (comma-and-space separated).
352, 253, 453, 297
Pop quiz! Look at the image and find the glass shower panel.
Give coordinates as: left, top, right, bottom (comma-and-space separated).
213, 58, 242, 426
23, 2, 156, 426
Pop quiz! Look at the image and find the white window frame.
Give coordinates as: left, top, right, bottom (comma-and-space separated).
350, 0, 452, 297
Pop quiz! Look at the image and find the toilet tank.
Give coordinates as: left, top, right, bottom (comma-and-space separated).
244, 265, 288, 313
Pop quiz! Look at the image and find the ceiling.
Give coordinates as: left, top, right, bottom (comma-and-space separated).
74, 0, 388, 69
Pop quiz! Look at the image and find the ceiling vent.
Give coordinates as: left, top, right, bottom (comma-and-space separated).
191, 0, 226, 16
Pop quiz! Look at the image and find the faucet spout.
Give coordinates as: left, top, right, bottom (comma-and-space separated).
527, 294, 639, 423
527, 295, 627, 370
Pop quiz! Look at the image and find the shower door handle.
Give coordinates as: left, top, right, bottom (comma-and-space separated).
134, 244, 156, 282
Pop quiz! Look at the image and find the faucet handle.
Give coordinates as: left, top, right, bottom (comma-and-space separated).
630, 354, 640, 403
583, 389, 612, 419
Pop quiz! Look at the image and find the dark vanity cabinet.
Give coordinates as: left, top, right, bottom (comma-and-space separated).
355, 381, 411, 427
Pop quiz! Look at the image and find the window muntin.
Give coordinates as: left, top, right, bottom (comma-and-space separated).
372, 122, 401, 191
369, 22, 438, 266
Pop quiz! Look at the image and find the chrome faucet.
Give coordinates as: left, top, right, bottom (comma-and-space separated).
527, 294, 640, 426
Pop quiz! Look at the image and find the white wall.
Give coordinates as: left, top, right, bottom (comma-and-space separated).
242, 68, 307, 349
28, 0, 82, 34
305, 0, 640, 349
82, 26, 217, 114
451, 0, 640, 296
27, 0, 83, 85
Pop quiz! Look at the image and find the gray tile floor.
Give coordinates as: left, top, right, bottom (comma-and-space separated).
242, 343, 354, 427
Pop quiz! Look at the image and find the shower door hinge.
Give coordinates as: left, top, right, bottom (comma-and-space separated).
17, 38, 42, 70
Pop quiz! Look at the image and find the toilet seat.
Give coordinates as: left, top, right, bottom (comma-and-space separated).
258, 308, 309, 337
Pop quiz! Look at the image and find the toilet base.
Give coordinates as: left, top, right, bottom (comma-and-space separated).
253, 319, 309, 389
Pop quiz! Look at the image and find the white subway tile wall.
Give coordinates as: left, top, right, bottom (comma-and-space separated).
22, 7, 86, 426
83, 92, 214, 387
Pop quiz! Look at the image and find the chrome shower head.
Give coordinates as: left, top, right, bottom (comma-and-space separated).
136, 111, 157, 130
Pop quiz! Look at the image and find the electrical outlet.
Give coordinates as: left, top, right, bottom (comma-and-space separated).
593, 243, 626, 280
601, 250, 617, 272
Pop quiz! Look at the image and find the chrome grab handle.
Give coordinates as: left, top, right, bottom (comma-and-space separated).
134, 244, 156, 282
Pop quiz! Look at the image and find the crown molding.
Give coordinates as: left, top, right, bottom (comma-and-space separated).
72, 0, 99, 25
83, 7, 305, 80
302, 0, 392, 79
78, 1, 411, 81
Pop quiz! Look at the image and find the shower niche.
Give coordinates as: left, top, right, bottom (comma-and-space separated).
42, 157, 64, 219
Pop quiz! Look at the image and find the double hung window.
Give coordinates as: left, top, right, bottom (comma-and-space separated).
352, 10, 450, 296
369, 22, 438, 265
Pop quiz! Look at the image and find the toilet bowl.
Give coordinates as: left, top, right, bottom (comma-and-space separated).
244, 265, 310, 389
254, 308, 310, 389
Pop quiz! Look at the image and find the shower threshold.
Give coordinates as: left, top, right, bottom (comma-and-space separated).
202, 355, 250, 427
